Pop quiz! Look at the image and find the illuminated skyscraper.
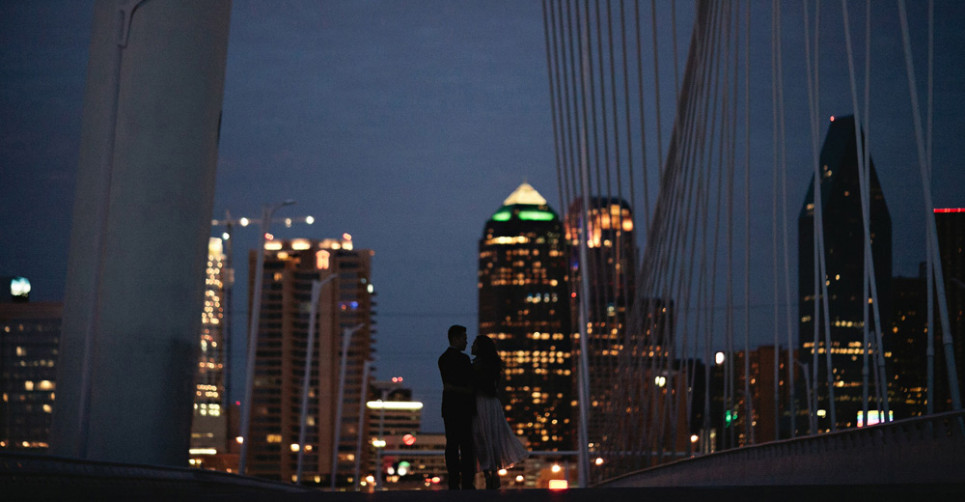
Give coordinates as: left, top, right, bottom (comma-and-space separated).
246, 235, 376, 485
478, 183, 572, 451
563, 198, 636, 451
189, 238, 228, 464
0, 291, 60, 451
798, 115, 892, 431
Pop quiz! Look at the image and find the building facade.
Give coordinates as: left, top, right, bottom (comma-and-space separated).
366, 381, 424, 488
563, 197, 637, 454
190, 237, 229, 463
798, 115, 892, 432
888, 274, 928, 419
0, 298, 61, 451
933, 209, 965, 413
729, 346, 796, 445
246, 235, 376, 485
478, 183, 573, 451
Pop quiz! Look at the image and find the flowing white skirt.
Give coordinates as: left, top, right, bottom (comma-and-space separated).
472, 394, 528, 470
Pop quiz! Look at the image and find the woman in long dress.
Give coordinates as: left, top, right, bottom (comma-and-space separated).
470, 334, 528, 489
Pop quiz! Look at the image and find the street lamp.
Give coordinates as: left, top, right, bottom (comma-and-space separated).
370, 378, 404, 491
330, 323, 365, 490
239, 199, 295, 475
295, 276, 336, 484
353, 363, 372, 492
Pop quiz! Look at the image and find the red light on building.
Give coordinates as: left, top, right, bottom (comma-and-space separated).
934, 208, 965, 213
402, 434, 416, 446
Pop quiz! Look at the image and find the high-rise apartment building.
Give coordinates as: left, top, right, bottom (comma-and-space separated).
246, 235, 376, 485
798, 115, 892, 432
0, 287, 61, 451
478, 183, 573, 451
563, 197, 636, 452
933, 208, 965, 412
190, 237, 228, 462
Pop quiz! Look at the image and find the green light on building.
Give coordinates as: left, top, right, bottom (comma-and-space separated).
492, 210, 512, 221
518, 210, 555, 221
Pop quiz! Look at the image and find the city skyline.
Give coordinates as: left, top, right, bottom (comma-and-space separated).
3, 1, 965, 437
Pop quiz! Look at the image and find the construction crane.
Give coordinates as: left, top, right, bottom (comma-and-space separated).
209, 210, 315, 411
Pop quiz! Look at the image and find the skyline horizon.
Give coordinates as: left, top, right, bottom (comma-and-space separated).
4, 1, 964, 436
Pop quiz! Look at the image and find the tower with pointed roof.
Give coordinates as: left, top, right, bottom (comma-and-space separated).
798, 115, 892, 433
477, 183, 574, 451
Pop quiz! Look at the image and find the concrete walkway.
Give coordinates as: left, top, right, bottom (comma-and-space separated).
4, 452, 964, 501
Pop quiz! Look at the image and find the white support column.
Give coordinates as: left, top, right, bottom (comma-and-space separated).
51, 0, 232, 466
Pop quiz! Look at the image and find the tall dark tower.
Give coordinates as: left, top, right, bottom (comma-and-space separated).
798, 115, 892, 431
564, 197, 637, 452
933, 208, 965, 413
478, 183, 573, 451
887, 272, 928, 419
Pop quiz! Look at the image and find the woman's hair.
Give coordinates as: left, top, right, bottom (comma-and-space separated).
473, 334, 501, 369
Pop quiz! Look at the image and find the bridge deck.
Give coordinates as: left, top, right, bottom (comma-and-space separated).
4, 482, 965, 502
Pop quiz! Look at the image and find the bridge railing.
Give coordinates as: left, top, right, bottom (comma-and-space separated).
601, 411, 965, 487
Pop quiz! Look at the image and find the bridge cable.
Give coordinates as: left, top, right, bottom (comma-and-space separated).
802, 0, 839, 432
742, 0, 754, 446
544, 0, 567, 239
841, 0, 890, 428
769, 0, 781, 441
650, 0, 665, 175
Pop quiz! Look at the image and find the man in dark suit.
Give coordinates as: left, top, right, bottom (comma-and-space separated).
438, 324, 475, 489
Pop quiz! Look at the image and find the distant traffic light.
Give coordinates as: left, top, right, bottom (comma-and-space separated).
724, 410, 738, 426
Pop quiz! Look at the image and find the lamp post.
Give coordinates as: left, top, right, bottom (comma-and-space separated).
331, 323, 365, 490
353, 363, 372, 491
370, 378, 404, 491
295, 276, 336, 484
238, 199, 295, 475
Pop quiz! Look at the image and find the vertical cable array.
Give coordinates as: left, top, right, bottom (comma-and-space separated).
539, 0, 956, 483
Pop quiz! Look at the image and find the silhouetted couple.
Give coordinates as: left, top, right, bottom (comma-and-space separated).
438, 325, 527, 490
